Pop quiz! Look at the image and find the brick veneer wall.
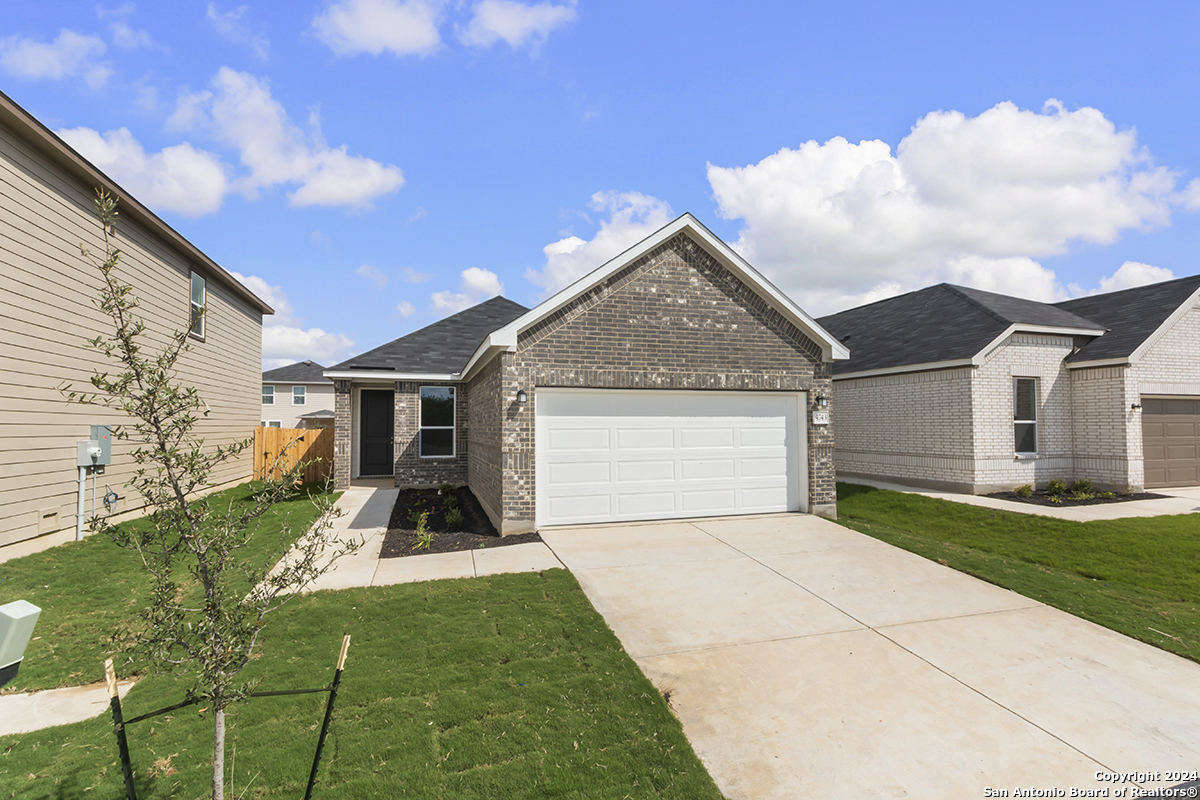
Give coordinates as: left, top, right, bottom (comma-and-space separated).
333, 379, 351, 488
833, 367, 975, 490
494, 231, 835, 532
393, 380, 469, 487
971, 334, 1075, 491
465, 354, 504, 528
1070, 366, 1136, 489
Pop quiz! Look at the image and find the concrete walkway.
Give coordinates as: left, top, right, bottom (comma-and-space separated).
0, 680, 136, 737
540, 514, 1200, 800
847, 477, 1200, 520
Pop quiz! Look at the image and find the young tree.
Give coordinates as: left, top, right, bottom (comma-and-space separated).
66, 190, 360, 799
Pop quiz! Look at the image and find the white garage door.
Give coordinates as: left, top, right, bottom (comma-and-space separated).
535, 389, 806, 526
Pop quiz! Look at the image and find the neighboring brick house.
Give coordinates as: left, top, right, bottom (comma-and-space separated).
326, 214, 848, 533
0, 90, 272, 549
818, 276, 1200, 493
261, 360, 335, 428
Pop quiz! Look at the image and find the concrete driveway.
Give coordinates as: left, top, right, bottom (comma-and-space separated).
540, 515, 1200, 800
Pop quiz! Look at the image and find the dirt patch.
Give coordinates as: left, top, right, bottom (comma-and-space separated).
380, 486, 542, 558
984, 489, 1168, 508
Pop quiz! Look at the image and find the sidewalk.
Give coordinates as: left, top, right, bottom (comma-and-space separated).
846, 478, 1200, 520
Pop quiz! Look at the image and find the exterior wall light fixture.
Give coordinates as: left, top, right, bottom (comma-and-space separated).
816, 394, 829, 409
1130, 403, 1142, 411
517, 390, 528, 404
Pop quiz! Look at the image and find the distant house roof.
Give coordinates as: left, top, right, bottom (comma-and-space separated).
328, 296, 530, 376
1056, 274, 1200, 363
817, 284, 1103, 377
262, 360, 331, 384
298, 408, 335, 419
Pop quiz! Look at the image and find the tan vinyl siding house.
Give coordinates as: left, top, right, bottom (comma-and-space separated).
0, 91, 272, 549
260, 361, 336, 429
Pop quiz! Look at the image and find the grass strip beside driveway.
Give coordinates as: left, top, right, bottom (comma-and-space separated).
836, 482, 1200, 663
1, 571, 723, 799
0, 481, 339, 693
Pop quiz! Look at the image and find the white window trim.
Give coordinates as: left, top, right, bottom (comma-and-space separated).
262, 385, 275, 405
1013, 377, 1038, 456
419, 386, 456, 459
189, 271, 206, 340
261, 420, 281, 428
292, 386, 306, 406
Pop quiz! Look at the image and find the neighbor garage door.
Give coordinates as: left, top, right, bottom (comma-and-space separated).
535, 389, 806, 526
1142, 397, 1200, 489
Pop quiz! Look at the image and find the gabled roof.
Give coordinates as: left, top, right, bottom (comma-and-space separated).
1055, 274, 1200, 364
817, 284, 1104, 378
0, 89, 272, 316
458, 213, 849, 379
326, 296, 529, 377
262, 360, 330, 384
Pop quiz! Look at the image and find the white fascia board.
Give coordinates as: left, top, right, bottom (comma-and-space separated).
462, 213, 850, 365
1064, 358, 1131, 370
970, 324, 1107, 366
323, 370, 460, 382
459, 338, 506, 382
832, 359, 976, 381
1126, 285, 1200, 364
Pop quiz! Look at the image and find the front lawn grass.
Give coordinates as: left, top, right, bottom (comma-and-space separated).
0, 481, 340, 693
836, 482, 1200, 662
0, 571, 723, 799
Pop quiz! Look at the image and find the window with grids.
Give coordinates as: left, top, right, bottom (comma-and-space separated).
190, 272, 206, 339
1013, 378, 1038, 454
419, 387, 455, 457
293, 386, 306, 405
262, 385, 274, 405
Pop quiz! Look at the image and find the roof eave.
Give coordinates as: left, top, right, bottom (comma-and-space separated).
970, 323, 1107, 367
0, 90, 273, 316
1064, 358, 1132, 370
323, 370, 461, 382
1124, 284, 1200, 365
833, 359, 976, 381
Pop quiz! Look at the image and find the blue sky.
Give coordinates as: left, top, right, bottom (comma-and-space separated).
4, 1, 1200, 368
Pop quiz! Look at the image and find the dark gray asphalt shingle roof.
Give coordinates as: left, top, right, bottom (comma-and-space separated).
1055, 274, 1200, 363
329, 296, 529, 374
262, 360, 330, 383
817, 284, 1103, 376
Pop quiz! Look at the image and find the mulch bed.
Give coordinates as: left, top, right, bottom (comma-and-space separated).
380, 486, 543, 558
984, 489, 1168, 507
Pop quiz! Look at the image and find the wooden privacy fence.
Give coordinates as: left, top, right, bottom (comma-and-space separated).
254, 426, 334, 482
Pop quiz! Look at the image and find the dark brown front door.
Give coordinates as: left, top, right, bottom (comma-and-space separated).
1142, 397, 1200, 489
360, 390, 394, 476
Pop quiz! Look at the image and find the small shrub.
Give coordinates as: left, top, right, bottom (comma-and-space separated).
1014, 484, 1033, 498
443, 493, 459, 512
1045, 478, 1069, 497
413, 511, 433, 549
446, 507, 464, 531
1070, 491, 1094, 502
1070, 479, 1094, 494
1048, 495, 1063, 504
439, 483, 455, 495
1098, 491, 1116, 499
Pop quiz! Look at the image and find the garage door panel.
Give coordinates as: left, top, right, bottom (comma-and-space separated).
537, 389, 805, 525
1165, 422, 1198, 437
617, 460, 675, 482
548, 461, 611, 485
681, 427, 735, 448
549, 428, 609, 450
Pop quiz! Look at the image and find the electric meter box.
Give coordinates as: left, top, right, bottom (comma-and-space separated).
0, 599, 41, 670
89, 425, 113, 465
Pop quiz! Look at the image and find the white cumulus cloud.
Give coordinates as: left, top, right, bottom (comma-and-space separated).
171, 67, 405, 209
525, 191, 674, 296
431, 267, 505, 314
458, 0, 576, 49
1069, 261, 1177, 297
708, 100, 1193, 315
207, 3, 270, 60
355, 264, 388, 289
0, 29, 112, 88
57, 126, 228, 217
395, 300, 416, 318
313, 0, 444, 57
232, 272, 356, 367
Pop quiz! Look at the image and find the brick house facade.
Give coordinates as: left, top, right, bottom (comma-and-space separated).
327, 214, 848, 533
820, 277, 1200, 494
